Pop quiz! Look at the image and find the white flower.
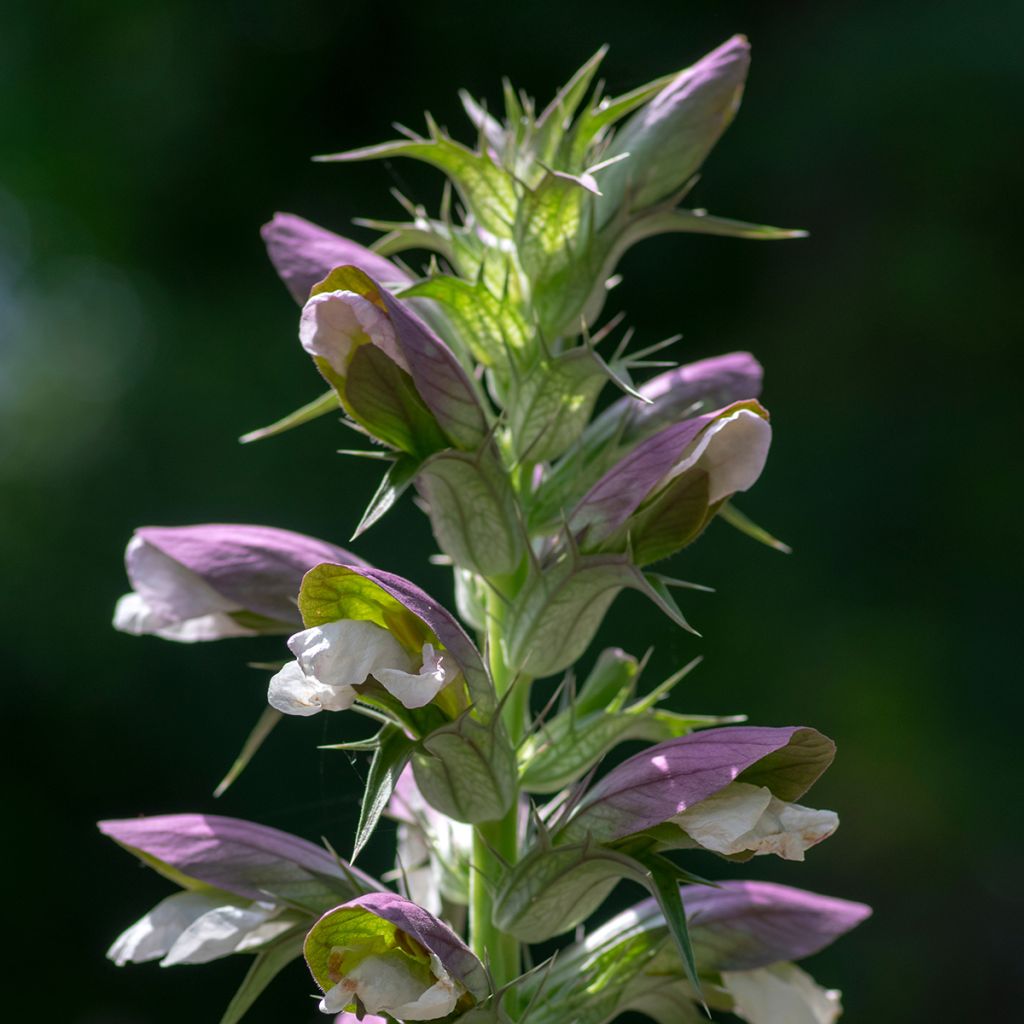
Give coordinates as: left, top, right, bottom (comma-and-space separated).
268, 620, 455, 716
113, 535, 254, 642
300, 290, 407, 376
672, 781, 838, 861
107, 891, 291, 967
723, 963, 843, 1024
319, 950, 460, 1020
664, 407, 772, 503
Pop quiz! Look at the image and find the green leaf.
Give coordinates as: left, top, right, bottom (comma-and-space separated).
411, 713, 517, 823
353, 725, 416, 860
631, 206, 808, 241
506, 555, 699, 679
213, 706, 282, 798
634, 851, 705, 1007
718, 501, 792, 554
353, 453, 423, 539
415, 447, 523, 575
574, 647, 643, 717
239, 390, 339, 444
532, 46, 608, 166
493, 843, 639, 942
218, 929, 306, 1024
400, 274, 528, 368
507, 349, 607, 462
318, 135, 518, 238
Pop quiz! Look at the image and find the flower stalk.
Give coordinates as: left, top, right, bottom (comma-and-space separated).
101, 35, 868, 1024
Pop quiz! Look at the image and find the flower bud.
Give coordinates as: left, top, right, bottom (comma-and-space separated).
304, 893, 489, 1019
262, 212, 412, 304
113, 524, 364, 642
99, 813, 374, 968
570, 400, 771, 563
556, 725, 836, 849
596, 36, 750, 226
270, 562, 499, 720
301, 266, 486, 455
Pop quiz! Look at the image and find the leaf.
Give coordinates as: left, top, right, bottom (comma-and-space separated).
317, 135, 518, 238
411, 714, 517, 823
238, 390, 339, 444
353, 454, 423, 539
507, 349, 607, 462
574, 647, 643, 717
506, 555, 699, 679
634, 851, 705, 1007
353, 724, 416, 860
533, 46, 608, 166
213, 706, 283, 798
218, 929, 306, 1024
718, 501, 792, 554
632, 206, 808, 241
415, 447, 523, 575
400, 274, 528, 367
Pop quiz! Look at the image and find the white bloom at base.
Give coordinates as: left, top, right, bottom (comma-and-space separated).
113, 536, 255, 642
107, 890, 288, 967
723, 963, 842, 1024
268, 620, 454, 716
319, 951, 460, 1020
672, 782, 838, 861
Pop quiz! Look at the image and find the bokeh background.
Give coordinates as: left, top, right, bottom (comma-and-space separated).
4, 0, 1021, 1020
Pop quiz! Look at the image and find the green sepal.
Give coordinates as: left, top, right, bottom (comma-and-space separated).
218, 928, 306, 1024
353, 724, 416, 861
411, 712, 517, 824
239, 390, 339, 444
299, 565, 432, 654
415, 446, 523, 576
625, 205, 808, 242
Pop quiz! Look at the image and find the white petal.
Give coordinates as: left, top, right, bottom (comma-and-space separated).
113, 592, 174, 636
665, 408, 772, 503
107, 890, 222, 966
289, 619, 415, 689
161, 900, 282, 966
673, 782, 838, 861
299, 290, 407, 376
375, 643, 453, 709
723, 963, 842, 1024
268, 660, 356, 717
154, 611, 257, 642
125, 535, 240, 620
672, 782, 772, 852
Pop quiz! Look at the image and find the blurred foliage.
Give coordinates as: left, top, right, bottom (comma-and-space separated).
2, 1, 1022, 1021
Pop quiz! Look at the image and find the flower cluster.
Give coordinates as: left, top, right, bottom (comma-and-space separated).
104, 35, 867, 1024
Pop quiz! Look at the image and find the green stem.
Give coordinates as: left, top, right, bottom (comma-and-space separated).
468, 586, 528, 986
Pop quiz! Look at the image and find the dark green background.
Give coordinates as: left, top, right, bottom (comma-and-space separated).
3, 0, 1021, 1020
